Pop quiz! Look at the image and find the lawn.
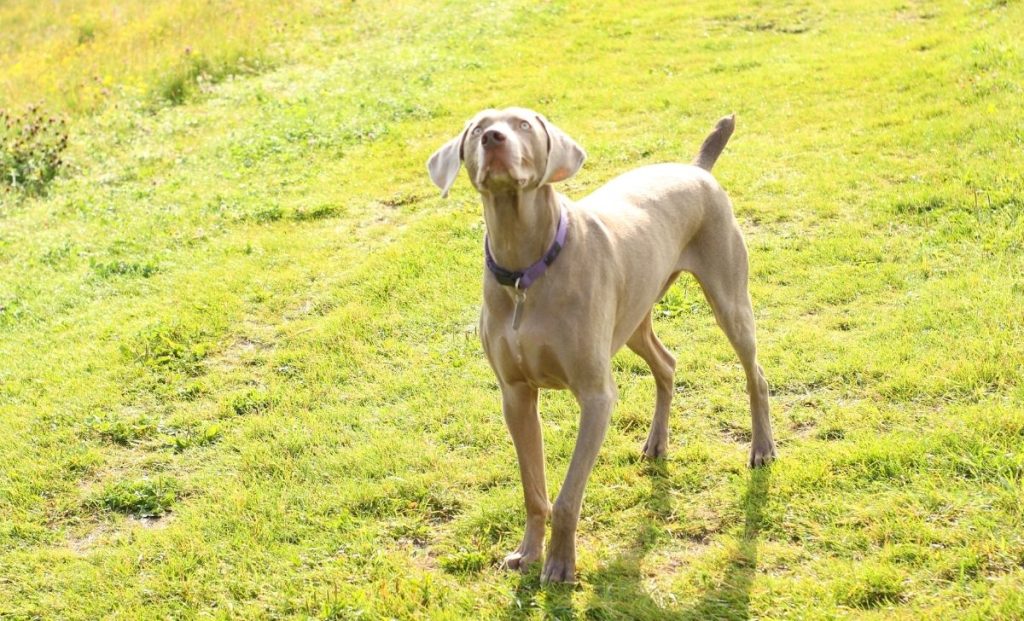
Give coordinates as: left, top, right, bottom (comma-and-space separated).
1, 0, 1022, 618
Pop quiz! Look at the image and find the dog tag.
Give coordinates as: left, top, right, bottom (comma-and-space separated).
512, 289, 526, 330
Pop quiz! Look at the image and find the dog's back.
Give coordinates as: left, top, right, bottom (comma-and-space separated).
578, 114, 735, 219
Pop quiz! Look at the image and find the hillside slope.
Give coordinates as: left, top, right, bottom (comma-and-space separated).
1, 1, 1022, 618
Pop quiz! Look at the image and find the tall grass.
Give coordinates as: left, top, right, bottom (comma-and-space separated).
0, 0, 302, 114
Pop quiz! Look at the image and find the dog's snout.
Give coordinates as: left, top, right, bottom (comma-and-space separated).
482, 129, 507, 149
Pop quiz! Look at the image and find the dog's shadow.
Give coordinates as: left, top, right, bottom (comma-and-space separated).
503, 462, 772, 621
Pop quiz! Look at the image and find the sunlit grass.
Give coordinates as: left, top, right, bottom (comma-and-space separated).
1, 0, 1022, 618
0, 0, 305, 114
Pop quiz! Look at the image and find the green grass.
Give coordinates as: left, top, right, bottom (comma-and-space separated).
1, 0, 1022, 618
0, 0, 300, 114
90, 477, 180, 518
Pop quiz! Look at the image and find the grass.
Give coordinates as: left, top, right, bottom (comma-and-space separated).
90, 477, 180, 518
0, 0, 299, 114
1, 0, 1022, 618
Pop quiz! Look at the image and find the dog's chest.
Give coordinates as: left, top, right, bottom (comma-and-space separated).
481, 315, 570, 390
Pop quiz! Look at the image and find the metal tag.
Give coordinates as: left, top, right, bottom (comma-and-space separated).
512, 289, 526, 330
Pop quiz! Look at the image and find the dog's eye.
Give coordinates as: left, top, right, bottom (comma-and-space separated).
471, 126, 483, 136
519, 121, 531, 131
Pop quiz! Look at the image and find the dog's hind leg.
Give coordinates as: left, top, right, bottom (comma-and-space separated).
627, 313, 677, 459
686, 225, 777, 468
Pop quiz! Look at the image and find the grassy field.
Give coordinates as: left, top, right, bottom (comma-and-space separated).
1, 0, 1022, 618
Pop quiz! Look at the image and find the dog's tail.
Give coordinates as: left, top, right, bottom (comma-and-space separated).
692, 114, 736, 171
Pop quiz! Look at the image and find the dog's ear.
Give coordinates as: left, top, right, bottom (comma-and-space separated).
427, 123, 469, 198
536, 114, 586, 185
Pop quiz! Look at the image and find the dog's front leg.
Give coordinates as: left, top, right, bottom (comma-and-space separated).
500, 381, 550, 571
542, 381, 616, 583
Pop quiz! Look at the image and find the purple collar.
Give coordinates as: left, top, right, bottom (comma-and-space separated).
485, 207, 569, 290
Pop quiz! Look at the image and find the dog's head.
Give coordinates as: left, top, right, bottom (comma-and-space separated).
427, 107, 586, 198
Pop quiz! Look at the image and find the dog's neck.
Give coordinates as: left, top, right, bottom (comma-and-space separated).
481, 184, 560, 271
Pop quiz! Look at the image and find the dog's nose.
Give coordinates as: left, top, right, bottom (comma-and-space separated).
481, 129, 507, 149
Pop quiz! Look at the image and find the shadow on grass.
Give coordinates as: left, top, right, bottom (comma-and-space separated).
504, 462, 772, 620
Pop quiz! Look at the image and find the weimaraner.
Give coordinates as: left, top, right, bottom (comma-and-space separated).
427, 108, 776, 583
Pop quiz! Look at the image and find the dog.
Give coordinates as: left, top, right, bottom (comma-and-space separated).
427, 108, 776, 583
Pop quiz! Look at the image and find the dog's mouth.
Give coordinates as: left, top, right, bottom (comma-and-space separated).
482, 170, 529, 190
478, 154, 529, 189
484, 150, 514, 172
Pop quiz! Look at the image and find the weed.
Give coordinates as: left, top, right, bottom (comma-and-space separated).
0, 296, 26, 328
126, 323, 213, 376
91, 260, 158, 279
90, 477, 179, 517
292, 203, 344, 221
253, 205, 284, 223
816, 425, 846, 441
0, 105, 67, 196
225, 389, 274, 416
152, 49, 268, 107
86, 413, 157, 446
167, 423, 223, 452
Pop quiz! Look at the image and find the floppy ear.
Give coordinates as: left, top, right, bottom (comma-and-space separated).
536, 115, 586, 185
426, 124, 469, 198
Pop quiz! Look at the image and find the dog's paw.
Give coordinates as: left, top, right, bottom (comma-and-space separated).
540, 555, 576, 584
502, 547, 541, 572
748, 441, 777, 468
642, 430, 668, 460
641, 440, 668, 460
